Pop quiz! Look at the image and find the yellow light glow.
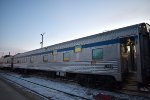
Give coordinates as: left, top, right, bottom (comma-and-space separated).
127, 46, 130, 52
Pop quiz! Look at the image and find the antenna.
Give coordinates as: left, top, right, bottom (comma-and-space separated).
40, 32, 45, 48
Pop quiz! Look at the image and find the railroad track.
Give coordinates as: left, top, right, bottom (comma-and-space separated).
0, 72, 90, 100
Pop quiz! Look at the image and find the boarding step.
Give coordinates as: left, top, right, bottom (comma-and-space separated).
125, 79, 137, 84
123, 79, 138, 91
122, 85, 138, 91
123, 72, 138, 91
123, 82, 138, 91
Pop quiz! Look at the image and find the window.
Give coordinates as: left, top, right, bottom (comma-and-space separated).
63, 52, 70, 61
92, 48, 103, 60
43, 55, 48, 62
74, 45, 82, 53
53, 50, 57, 55
30, 57, 33, 63
30, 56, 35, 63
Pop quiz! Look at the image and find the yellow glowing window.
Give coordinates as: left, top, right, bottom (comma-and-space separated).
63, 52, 70, 61
74, 45, 82, 53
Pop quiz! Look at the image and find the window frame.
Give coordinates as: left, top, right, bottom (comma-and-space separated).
74, 45, 82, 53
43, 55, 48, 62
63, 52, 70, 61
92, 48, 103, 60
53, 50, 57, 55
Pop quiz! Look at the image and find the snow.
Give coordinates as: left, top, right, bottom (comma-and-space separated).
0, 74, 81, 100
0, 72, 149, 100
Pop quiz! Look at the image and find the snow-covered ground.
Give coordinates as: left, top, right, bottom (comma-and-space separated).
0, 72, 149, 100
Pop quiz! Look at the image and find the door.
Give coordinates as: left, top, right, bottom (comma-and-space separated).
139, 32, 150, 84
120, 37, 137, 74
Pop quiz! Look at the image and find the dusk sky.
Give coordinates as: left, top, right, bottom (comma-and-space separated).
0, 0, 150, 57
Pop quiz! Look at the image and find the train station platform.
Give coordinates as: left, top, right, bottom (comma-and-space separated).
0, 77, 42, 100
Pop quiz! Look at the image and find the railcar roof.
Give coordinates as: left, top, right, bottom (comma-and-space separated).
15, 23, 146, 57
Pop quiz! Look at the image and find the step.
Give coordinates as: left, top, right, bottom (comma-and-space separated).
126, 83, 137, 86
125, 79, 137, 82
124, 78, 137, 83
123, 85, 138, 91
124, 80, 137, 84
125, 76, 136, 79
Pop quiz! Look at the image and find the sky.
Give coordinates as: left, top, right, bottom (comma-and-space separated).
0, 0, 150, 57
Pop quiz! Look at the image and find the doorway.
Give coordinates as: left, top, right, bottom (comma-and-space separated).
120, 37, 137, 74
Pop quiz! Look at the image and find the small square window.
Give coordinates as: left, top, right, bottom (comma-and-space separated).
63, 52, 70, 61
92, 48, 103, 60
43, 55, 48, 62
74, 45, 82, 53
53, 50, 57, 55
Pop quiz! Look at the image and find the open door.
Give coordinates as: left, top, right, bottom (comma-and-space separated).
120, 37, 137, 74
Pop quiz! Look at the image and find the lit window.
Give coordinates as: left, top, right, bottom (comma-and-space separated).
74, 45, 82, 53
63, 52, 70, 61
92, 48, 103, 60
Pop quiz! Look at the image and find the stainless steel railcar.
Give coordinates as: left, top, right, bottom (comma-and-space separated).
0, 23, 150, 88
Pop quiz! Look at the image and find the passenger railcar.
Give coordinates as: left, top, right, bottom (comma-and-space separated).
0, 23, 150, 88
